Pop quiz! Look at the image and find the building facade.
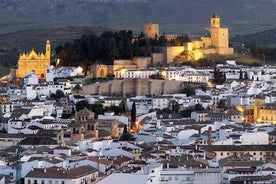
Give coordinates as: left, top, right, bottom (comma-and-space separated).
16, 40, 51, 80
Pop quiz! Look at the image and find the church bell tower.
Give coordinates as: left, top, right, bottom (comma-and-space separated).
45, 40, 51, 64
210, 12, 220, 28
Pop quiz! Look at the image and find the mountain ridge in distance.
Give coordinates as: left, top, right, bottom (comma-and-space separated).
0, 0, 275, 35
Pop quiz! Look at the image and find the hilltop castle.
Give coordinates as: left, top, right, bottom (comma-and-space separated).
200, 13, 233, 54
177, 12, 234, 61
144, 13, 234, 62
16, 40, 51, 80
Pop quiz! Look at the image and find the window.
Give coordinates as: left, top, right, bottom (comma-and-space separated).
61, 181, 65, 184
175, 177, 178, 181
34, 180, 37, 184
27, 180, 31, 184
41, 180, 45, 184
168, 177, 172, 181
49, 181, 52, 184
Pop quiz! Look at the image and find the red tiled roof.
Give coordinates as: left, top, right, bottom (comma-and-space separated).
40, 157, 63, 164
25, 166, 97, 179
88, 156, 112, 166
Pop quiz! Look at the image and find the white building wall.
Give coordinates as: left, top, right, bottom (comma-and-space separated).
26, 85, 37, 100
21, 160, 42, 177
28, 107, 44, 118
24, 72, 39, 87
194, 169, 222, 184
178, 129, 198, 140
241, 132, 269, 145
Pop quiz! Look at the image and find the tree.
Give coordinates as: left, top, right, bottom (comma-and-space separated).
131, 102, 136, 129
74, 84, 82, 93
244, 72, 248, 80
199, 85, 207, 92
1, 128, 7, 133
106, 73, 115, 80
119, 125, 135, 141
76, 100, 89, 112
239, 70, 243, 81
182, 85, 195, 96
217, 99, 227, 110
213, 67, 226, 84
56, 90, 65, 99
194, 103, 204, 111
118, 100, 126, 114
180, 108, 194, 118
88, 104, 104, 118
172, 101, 180, 113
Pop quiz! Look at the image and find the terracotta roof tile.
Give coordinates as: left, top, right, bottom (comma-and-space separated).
26, 165, 97, 179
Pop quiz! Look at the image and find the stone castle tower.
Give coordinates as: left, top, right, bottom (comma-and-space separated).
201, 12, 233, 55
166, 12, 234, 63
16, 40, 51, 80
210, 12, 220, 28
144, 23, 159, 39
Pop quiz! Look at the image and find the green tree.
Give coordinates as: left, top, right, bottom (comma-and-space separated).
172, 101, 180, 113
244, 72, 248, 80
194, 103, 204, 111
118, 100, 126, 114
131, 102, 136, 129
182, 85, 195, 96
56, 90, 65, 99
217, 99, 227, 110
74, 84, 82, 93
87, 104, 104, 118
1, 128, 7, 133
180, 108, 194, 118
76, 100, 89, 112
119, 125, 135, 141
200, 85, 207, 92
213, 67, 226, 84
106, 73, 115, 80
239, 70, 243, 81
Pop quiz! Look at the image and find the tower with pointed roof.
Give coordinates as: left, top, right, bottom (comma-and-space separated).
210, 12, 220, 28
16, 40, 51, 80
200, 12, 233, 55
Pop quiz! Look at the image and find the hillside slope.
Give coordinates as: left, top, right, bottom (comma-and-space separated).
0, 0, 275, 34
231, 29, 276, 47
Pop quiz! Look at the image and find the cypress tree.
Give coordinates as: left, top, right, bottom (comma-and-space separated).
131, 102, 136, 129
